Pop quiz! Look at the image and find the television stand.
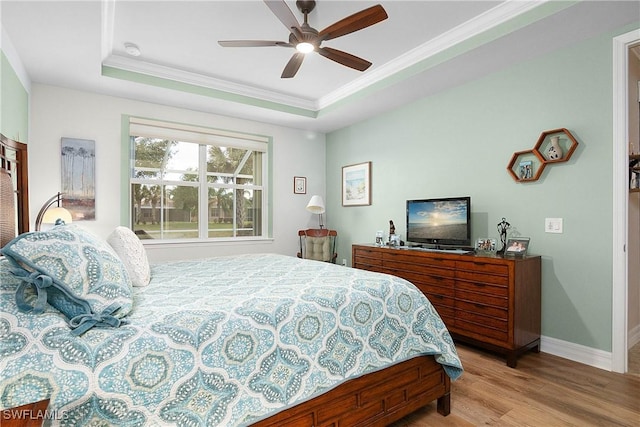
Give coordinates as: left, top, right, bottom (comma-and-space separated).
352, 244, 541, 368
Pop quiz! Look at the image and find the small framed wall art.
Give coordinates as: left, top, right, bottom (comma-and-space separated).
294, 176, 306, 194
505, 237, 530, 256
342, 161, 371, 206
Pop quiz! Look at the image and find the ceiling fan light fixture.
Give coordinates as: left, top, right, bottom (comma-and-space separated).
296, 42, 315, 54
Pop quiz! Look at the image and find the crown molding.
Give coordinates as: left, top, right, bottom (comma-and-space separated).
102, 54, 318, 111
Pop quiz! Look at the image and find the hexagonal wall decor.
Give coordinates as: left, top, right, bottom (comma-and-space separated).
507, 128, 578, 182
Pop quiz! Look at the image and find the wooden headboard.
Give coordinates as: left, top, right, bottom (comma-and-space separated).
0, 134, 29, 245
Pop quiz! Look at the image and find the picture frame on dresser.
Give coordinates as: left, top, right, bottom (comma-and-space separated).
475, 238, 497, 254
505, 237, 530, 256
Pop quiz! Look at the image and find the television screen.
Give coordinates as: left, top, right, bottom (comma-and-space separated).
406, 197, 471, 248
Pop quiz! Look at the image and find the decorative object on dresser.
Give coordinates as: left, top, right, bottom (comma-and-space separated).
496, 217, 511, 255
507, 128, 579, 182
475, 238, 497, 254
505, 237, 530, 257
342, 161, 371, 206
352, 244, 541, 368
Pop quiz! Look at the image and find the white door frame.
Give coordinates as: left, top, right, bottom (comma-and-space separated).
612, 28, 640, 373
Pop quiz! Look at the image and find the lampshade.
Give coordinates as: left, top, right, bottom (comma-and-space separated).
35, 192, 73, 231
42, 207, 73, 226
306, 195, 325, 214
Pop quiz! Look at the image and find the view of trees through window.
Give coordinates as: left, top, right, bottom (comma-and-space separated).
130, 133, 265, 241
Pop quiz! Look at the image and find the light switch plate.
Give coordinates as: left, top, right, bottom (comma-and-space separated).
545, 218, 563, 233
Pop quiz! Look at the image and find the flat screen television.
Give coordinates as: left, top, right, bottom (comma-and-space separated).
406, 196, 471, 248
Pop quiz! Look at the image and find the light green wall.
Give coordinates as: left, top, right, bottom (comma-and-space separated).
327, 24, 638, 352
0, 50, 29, 141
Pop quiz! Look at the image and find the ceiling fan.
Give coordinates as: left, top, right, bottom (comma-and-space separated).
218, 0, 388, 78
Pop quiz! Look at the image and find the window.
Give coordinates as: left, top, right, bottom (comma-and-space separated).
128, 117, 269, 241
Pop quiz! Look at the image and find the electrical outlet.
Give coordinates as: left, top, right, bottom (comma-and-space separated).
545, 218, 563, 233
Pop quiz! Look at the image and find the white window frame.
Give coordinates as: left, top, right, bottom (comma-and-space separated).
128, 117, 270, 243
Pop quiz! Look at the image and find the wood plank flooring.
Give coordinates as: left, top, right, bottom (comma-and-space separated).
390, 344, 640, 426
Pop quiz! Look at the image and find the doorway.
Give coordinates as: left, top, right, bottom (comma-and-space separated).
613, 29, 640, 374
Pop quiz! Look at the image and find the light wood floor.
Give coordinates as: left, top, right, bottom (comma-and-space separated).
390, 344, 640, 426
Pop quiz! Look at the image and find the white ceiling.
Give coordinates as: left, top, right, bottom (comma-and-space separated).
2, 1, 639, 133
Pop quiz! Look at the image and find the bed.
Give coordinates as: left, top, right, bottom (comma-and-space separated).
0, 136, 462, 426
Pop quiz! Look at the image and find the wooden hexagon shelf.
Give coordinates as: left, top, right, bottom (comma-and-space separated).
508, 128, 578, 182
533, 128, 579, 164
507, 149, 546, 182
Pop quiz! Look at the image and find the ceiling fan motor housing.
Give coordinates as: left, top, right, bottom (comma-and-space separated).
296, 0, 316, 14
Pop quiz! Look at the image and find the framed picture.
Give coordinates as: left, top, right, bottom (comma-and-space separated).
61, 137, 96, 221
475, 238, 497, 254
294, 176, 306, 194
342, 161, 371, 206
505, 237, 530, 256
518, 160, 533, 179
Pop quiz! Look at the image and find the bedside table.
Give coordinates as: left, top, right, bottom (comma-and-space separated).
1, 399, 50, 427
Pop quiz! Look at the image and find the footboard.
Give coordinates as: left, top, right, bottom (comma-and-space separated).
253, 355, 450, 427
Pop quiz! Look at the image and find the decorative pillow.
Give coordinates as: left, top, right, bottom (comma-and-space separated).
107, 226, 151, 287
1, 224, 133, 335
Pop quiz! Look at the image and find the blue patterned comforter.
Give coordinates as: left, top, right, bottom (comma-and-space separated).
0, 253, 462, 426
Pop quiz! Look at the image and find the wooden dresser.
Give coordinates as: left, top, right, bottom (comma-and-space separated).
352, 244, 541, 367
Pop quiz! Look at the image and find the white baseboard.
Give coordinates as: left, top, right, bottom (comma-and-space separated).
629, 324, 640, 348
540, 335, 612, 371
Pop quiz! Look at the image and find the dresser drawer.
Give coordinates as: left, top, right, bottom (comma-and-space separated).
353, 248, 382, 266
456, 270, 508, 286
456, 309, 507, 330
456, 260, 509, 275
456, 281, 508, 298
454, 318, 508, 342
455, 299, 508, 320
421, 290, 455, 307
384, 261, 456, 279
384, 251, 456, 269
401, 272, 455, 293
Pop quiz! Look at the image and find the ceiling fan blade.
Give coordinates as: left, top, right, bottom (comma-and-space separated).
318, 47, 372, 71
319, 4, 388, 41
281, 52, 305, 78
218, 40, 292, 48
264, 0, 302, 34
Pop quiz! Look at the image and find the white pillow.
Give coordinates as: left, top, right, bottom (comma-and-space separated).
107, 226, 151, 287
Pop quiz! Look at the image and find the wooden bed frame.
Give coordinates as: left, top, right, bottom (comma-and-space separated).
1, 134, 29, 242
0, 135, 451, 426
254, 355, 450, 426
